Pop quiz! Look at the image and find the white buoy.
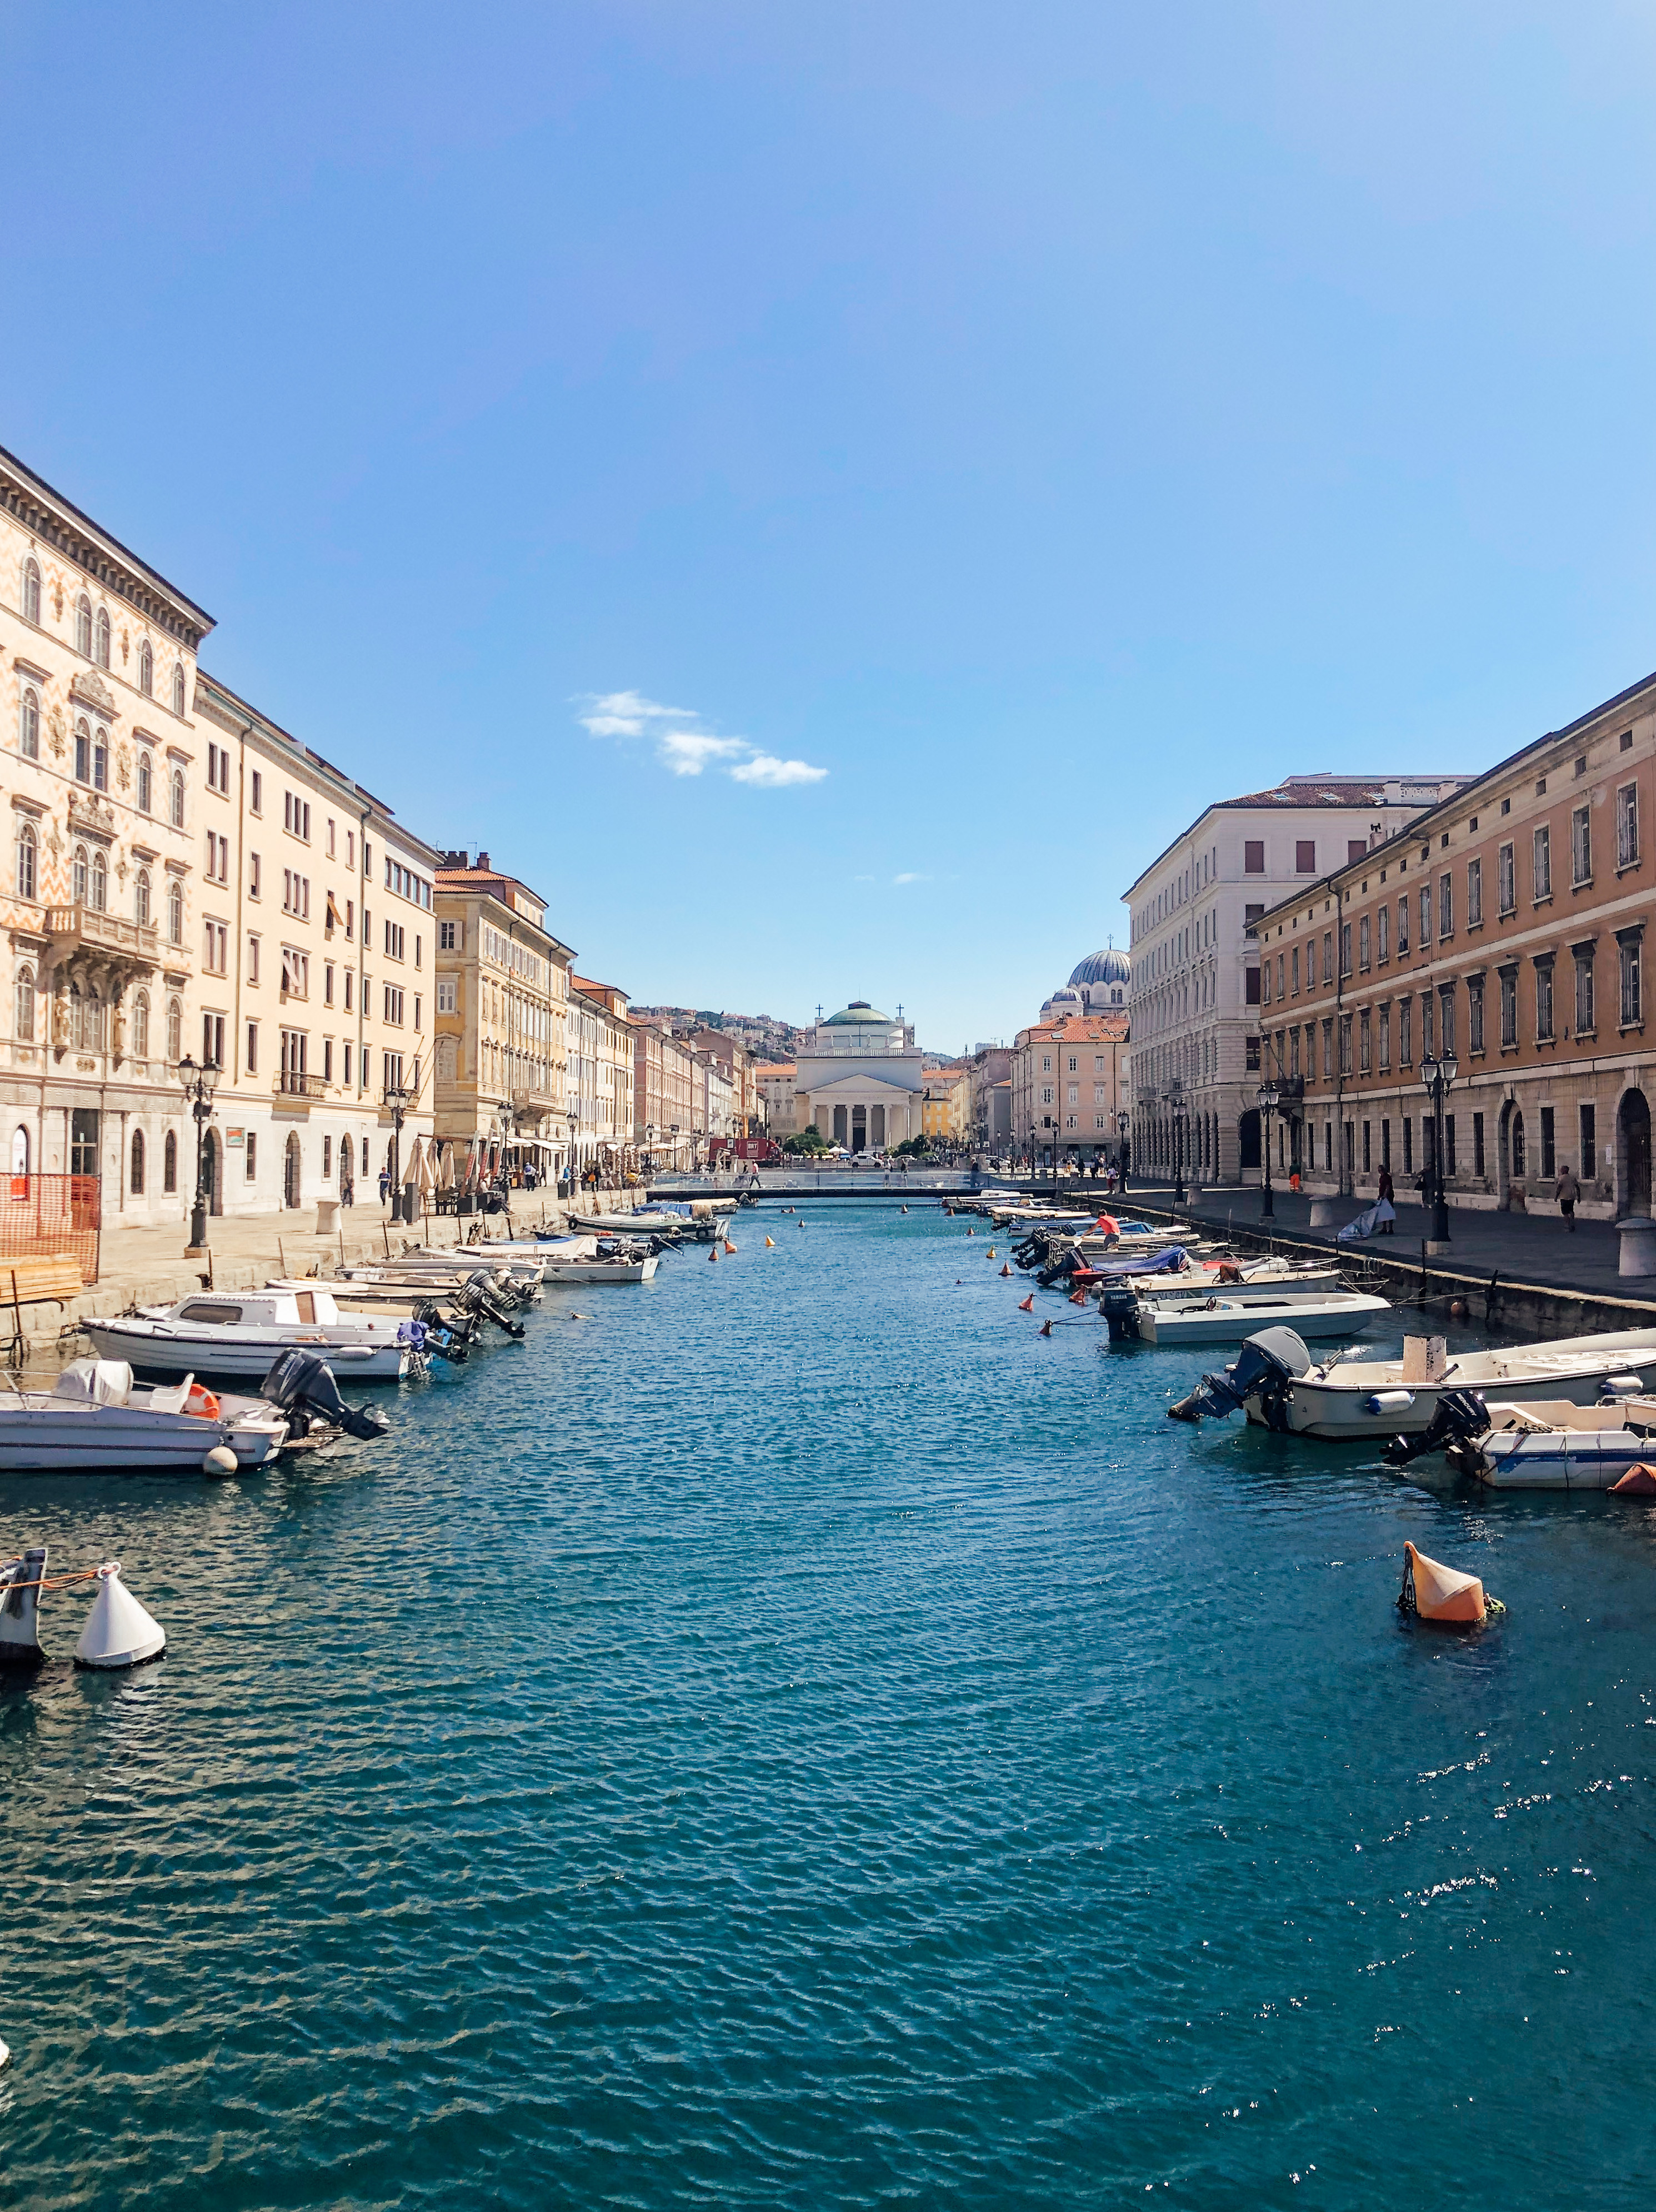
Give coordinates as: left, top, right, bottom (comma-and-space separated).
202, 1446, 238, 1478
75, 1564, 165, 1670
0, 2034, 9, 2069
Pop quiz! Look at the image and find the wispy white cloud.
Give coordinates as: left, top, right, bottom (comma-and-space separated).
576, 691, 827, 789
893, 871, 929, 885
729, 753, 828, 788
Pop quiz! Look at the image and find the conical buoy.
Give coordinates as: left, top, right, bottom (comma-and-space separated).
1038, 1319, 1053, 1337
967, 1227, 975, 1236
724, 1240, 737, 1254
1068, 1288, 1088, 1305
76, 1564, 165, 1669
709, 1245, 719, 1262
1018, 1294, 1034, 1312
900, 1205, 909, 1213
1399, 1541, 1487, 1626
987, 1247, 996, 1257
1610, 1463, 1656, 1493
1000, 1263, 1012, 1277
764, 1235, 776, 1247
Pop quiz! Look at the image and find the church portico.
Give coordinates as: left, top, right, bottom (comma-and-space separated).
794, 1000, 925, 1151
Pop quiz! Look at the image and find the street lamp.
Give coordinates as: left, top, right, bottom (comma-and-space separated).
669, 1122, 681, 1172
567, 1105, 579, 1199
1257, 1080, 1280, 1220
1116, 1107, 1130, 1181
178, 1051, 221, 1251
1419, 1051, 1458, 1243
382, 1075, 410, 1225
1165, 1080, 1188, 1207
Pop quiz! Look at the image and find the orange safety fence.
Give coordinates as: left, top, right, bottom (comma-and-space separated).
0, 1174, 101, 1287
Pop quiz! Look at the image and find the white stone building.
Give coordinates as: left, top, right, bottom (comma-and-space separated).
1122, 775, 1471, 1186
795, 1001, 924, 1151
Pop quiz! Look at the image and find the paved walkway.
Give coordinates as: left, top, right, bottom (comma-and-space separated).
1123, 1181, 1641, 1299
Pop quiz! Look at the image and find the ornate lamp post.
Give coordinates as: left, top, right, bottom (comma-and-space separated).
644, 1121, 656, 1178
567, 1104, 579, 1198
382, 1075, 410, 1225
178, 1051, 221, 1251
1419, 1051, 1458, 1243
1257, 1080, 1280, 1220
1165, 1079, 1188, 1206
669, 1122, 681, 1172
1115, 1107, 1130, 1176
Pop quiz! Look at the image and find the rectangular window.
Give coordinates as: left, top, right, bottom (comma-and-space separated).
248, 852, 260, 900
344, 1040, 353, 1087
246, 1021, 257, 1072
1359, 1007, 1371, 1072
1244, 840, 1265, 874
1245, 967, 1260, 1006
245, 1130, 257, 1181
203, 920, 227, 974
1498, 842, 1515, 914
250, 771, 262, 814
324, 962, 334, 1006
1581, 1102, 1597, 1177
1420, 988, 1434, 1060
1439, 982, 1456, 1057
437, 978, 457, 1014
1362, 1120, 1372, 1172
1403, 1116, 1413, 1174
1339, 922, 1352, 976
247, 934, 259, 985
1621, 934, 1643, 1026
1418, 884, 1431, 948
1467, 855, 1482, 927
1575, 951, 1595, 1034
1245, 1036, 1260, 1071
1535, 961, 1554, 1043
1381, 1117, 1392, 1170
1377, 905, 1389, 963
1539, 1105, 1555, 1179
327, 817, 336, 857
281, 947, 309, 999
1533, 823, 1552, 899
1289, 1027, 1301, 1077
1358, 915, 1370, 971
1445, 1115, 1457, 1178
1295, 839, 1315, 873
438, 917, 457, 952
1290, 946, 1300, 994
1339, 1013, 1352, 1076
384, 985, 404, 1026
1473, 1111, 1485, 1177
1500, 969, 1518, 1047
1618, 783, 1639, 869
1399, 997, 1412, 1067
1438, 871, 1452, 938
1468, 976, 1484, 1052
1379, 1002, 1391, 1070
1397, 896, 1409, 956
284, 792, 312, 841
413, 995, 422, 1031
384, 920, 405, 961
323, 1038, 333, 1084
344, 970, 353, 1013
202, 1012, 224, 1067
1347, 839, 1366, 865
1572, 805, 1592, 885
1275, 954, 1284, 1002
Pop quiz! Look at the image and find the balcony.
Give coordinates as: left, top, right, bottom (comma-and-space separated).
44, 906, 159, 975
274, 1070, 327, 1100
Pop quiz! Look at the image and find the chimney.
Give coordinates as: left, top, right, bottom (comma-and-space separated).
442, 850, 469, 869
475, 850, 491, 872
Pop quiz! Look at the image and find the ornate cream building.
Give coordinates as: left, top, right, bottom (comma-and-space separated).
1, 443, 210, 1220
434, 855, 571, 1179
795, 1002, 924, 1151
569, 977, 634, 1182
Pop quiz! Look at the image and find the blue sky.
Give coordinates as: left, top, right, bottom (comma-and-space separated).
3, 3, 1654, 1050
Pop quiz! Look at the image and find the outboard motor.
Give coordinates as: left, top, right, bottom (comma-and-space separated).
0, 1546, 47, 1667
414, 1296, 478, 1361
1382, 1388, 1489, 1469
261, 1350, 391, 1443
455, 1271, 527, 1341
1101, 1282, 1140, 1343
1168, 1326, 1312, 1428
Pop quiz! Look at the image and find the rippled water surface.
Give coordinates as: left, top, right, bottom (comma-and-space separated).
5, 1204, 1656, 2208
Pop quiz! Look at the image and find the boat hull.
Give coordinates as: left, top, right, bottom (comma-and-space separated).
541, 1257, 658, 1283
0, 1405, 287, 1473
1139, 1295, 1388, 1347
1248, 1336, 1656, 1439
84, 1321, 409, 1383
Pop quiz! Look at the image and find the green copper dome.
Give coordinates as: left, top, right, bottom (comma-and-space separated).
824, 1001, 891, 1025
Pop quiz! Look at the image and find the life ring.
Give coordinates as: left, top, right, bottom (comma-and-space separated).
184, 1384, 222, 1422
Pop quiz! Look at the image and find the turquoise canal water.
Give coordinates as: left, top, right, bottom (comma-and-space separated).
4, 1205, 1656, 2208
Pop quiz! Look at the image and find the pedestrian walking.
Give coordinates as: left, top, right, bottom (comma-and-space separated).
378, 1163, 391, 1207
1377, 1163, 1395, 1232
1555, 1161, 1582, 1231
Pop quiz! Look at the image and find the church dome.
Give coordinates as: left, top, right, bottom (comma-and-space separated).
1040, 985, 1084, 1016
1069, 947, 1129, 988
824, 1001, 890, 1025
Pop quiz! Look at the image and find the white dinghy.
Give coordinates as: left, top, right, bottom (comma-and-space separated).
86, 1288, 414, 1383
1133, 1288, 1392, 1348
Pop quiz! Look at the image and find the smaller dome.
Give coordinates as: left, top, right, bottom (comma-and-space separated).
1070, 947, 1129, 988
1040, 986, 1084, 1015
824, 1000, 891, 1025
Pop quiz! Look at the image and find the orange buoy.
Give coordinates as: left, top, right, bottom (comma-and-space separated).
1610, 1463, 1656, 1494
764, 1235, 776, 1247
1000, 1263, 1012, 1277
1038, 1319, 1053, 1337
1400, 1541, 1487, 1625
1068, 1288, 1088, 1305
709, 1246, 719, 1263
967, 1227, 975, 1236
987, 1247, 997, 1258
1018, 1294, 1034, 1313
724, 1240, 737, 1254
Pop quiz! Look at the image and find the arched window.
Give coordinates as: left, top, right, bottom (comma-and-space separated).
75, 595, 92, 656
94, 608, 110, 668
138, 639, 153, 695
72, 986, 102, 1053
163, 1128, 178, 1192
92, 728, 108, 791
166, 996, 181, 1061
14, 821, 35, 902
135, 867, 151, 926
130, 1128, 146, 1194
72, 844, 89, 905
22, 559, 40, 626
166, 880, 183, 944
170, 768, 185, 827
19, 687, 38, 759
14, 966, 33, 1044
137, 750, 152, 812
171, 664, 186, 716
90, 851, 107, 912
74, 719, 90, 783
132, 990, 149, 1057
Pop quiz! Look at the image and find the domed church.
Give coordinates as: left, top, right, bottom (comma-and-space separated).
1040, 946, 1129, 1019
794, 1001, 925, 1152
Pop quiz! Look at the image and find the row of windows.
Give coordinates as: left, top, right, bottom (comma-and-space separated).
14, 970, 182, 1060
18, 559, 188, 710
18, 693, 189, 822
1294, 1101, 1597, 1188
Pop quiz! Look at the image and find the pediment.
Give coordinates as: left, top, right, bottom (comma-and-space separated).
70, 669, 117, 716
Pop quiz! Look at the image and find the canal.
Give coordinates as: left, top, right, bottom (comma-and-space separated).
2, 1204, 1654, 2207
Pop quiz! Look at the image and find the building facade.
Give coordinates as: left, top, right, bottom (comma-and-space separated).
753, 1062, 796, 1136
0, 443, 214, 1223
1250, 669, 1656, 1221
569, 978, 634, 1182
689, 1026, 757, 1137
629, 1016, 697, 1169
433, 854, 571, 1181
793, 1002, 924, 1152
1010, 1012, 1130, 1164
1122, 775, 1470, 1187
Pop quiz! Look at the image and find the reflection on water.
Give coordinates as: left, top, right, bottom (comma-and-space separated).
1, 1206, 1653, 2209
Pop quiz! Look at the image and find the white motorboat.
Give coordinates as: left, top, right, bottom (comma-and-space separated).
1382, 1386, 1656, 1489
541, 1253, 659, 1284
1133, 1289, 1392, 1348
0, 1358, 292, 1473
1169, 1325, 1656, 1439
85, 1288, 414, 1383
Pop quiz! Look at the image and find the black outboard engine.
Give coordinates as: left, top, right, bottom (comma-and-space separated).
1101, 1282, 1140, 1342
1167, 1326, 1312, 1428
261, 1350, 391, 1442
1382, 1388, 1489, 1469
408, 1299, 473, 1363
455, 1270, 527, 1341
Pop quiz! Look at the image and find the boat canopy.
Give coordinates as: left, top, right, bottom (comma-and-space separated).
54, 1359, 134, 1406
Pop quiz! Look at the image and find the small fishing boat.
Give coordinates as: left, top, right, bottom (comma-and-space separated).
540, 1249, 659, 1285
1132, 1288, 1391, 1347
86, 1289, 415, 1383
1169, 1325, 1656, 1439
1384, 1386, 1656, 1488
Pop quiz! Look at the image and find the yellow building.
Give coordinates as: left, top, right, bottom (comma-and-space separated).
922, 1063, 969, 1141
434, 854, 571, 1180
